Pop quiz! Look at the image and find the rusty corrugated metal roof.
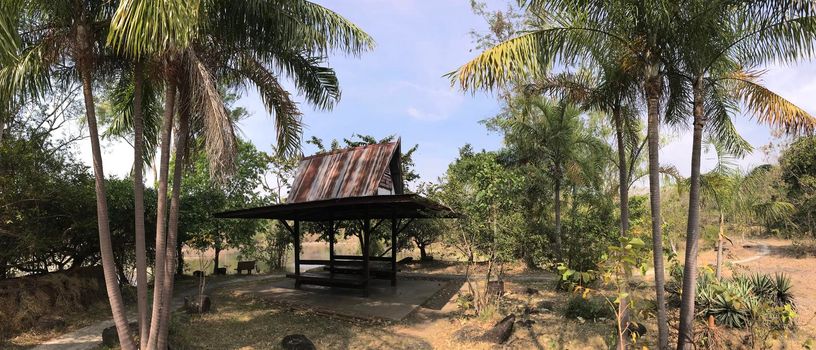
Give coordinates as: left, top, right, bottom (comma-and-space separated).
286, 140, 401, 203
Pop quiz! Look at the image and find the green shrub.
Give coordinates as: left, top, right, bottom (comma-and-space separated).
555, 264, 598, 291
563, 295, 613, 320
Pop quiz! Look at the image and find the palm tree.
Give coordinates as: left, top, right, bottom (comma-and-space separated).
449, 1, 680, 347
673, 2, 816, 347
103, 62, 163, 348
107, 1, 373, 347
528, 63, 646, 343
0, 1, 138, 348
487, 96, 605, 259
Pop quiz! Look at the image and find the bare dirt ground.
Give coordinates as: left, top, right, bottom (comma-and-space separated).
24, 237, 816, 349
170, 276, 618, 350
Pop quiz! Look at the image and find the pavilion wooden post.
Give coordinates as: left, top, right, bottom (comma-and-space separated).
328, 220, 335, 277
362, 219, 371, 297
390, 218, 398, 286
293, 220, 301, 288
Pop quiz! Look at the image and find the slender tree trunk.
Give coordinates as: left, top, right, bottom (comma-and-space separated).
75, 23, 137, 350
132, 62, 149, 350
715, 212, 724, 279
157, 102, 190, 347
146, 70, 177, 350
553, 172, 563, 259
417, 241, 428, 261
177, 243, 184, 276
678, 76, 706, 350
213, 246, 221, 274
646, 76, 669, 350
613, 107, 631, 350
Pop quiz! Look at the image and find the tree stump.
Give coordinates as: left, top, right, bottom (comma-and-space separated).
481, 314, 515, 344
486, 280, 505, 297
183, 295, 212, 314
281, 334, 316, 350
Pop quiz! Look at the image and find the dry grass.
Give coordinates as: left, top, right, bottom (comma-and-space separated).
168, 275, 620, 350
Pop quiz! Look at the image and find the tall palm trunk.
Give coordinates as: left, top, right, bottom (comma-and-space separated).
678, 76, 706, 350
715, 212, 724, 279
553, 170, 563, 259
613, 107, 630, 350
157, 95, 190, 347
132, 62, 149, 349
75, 23, 137, 350
646, 76, 669, 350
147, 67, 177, 350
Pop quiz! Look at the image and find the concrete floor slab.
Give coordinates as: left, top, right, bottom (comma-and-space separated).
233, 278, 447, 321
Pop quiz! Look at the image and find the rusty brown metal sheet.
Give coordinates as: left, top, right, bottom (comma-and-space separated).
287, 141, 399, 203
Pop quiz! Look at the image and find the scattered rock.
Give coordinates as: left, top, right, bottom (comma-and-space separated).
522, 306, 533, 315
101, 322, 139, 347
516, 319, 536, 328
536, 300, 555, 312
281, 334, 316, 350
524, 287, 539, 295
192, 270, 204, 278
481, 314, 515, 344
183, 295, 212, 314
398, 257, 414, 264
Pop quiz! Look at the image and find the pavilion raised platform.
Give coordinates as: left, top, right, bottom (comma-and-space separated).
215, 194, 457, 296
214, 140, 458, 296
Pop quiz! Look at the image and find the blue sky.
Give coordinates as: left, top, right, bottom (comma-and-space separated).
86, 0, 816, 188
236, 0, 504, 185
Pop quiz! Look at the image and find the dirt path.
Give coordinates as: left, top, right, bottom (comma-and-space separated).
31, 274, 282, 350
731, 242, 770, 264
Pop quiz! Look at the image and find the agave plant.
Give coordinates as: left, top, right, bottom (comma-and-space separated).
745, 273, 774, 302
739, 273, 796, 307
771, 273, 795, 307
698, 278, 757, 329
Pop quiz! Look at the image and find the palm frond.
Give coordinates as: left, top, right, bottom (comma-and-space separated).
206, 0, 374, 57
103, 70, 162, 166
238, 55, 303, 158
279, 0, 375, 56
449, 31, 552, 92
0, 1, 21, 63
186, 50, 237, 181
107, 0, 201, 57
704, 81, 752, 157
726, 70, 816, 134
265, 49, 340, 110
0, 44, 51, 108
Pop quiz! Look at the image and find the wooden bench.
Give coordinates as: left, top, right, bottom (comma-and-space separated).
286, 271, 369, 296
235, 260, 256, 275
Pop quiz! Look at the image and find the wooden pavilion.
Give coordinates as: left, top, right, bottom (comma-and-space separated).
214, 139, 457, 296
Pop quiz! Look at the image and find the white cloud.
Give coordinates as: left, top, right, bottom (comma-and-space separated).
406, 106, 445, 121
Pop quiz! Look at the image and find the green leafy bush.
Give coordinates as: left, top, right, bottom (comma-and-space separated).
555, 263, 597, 291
